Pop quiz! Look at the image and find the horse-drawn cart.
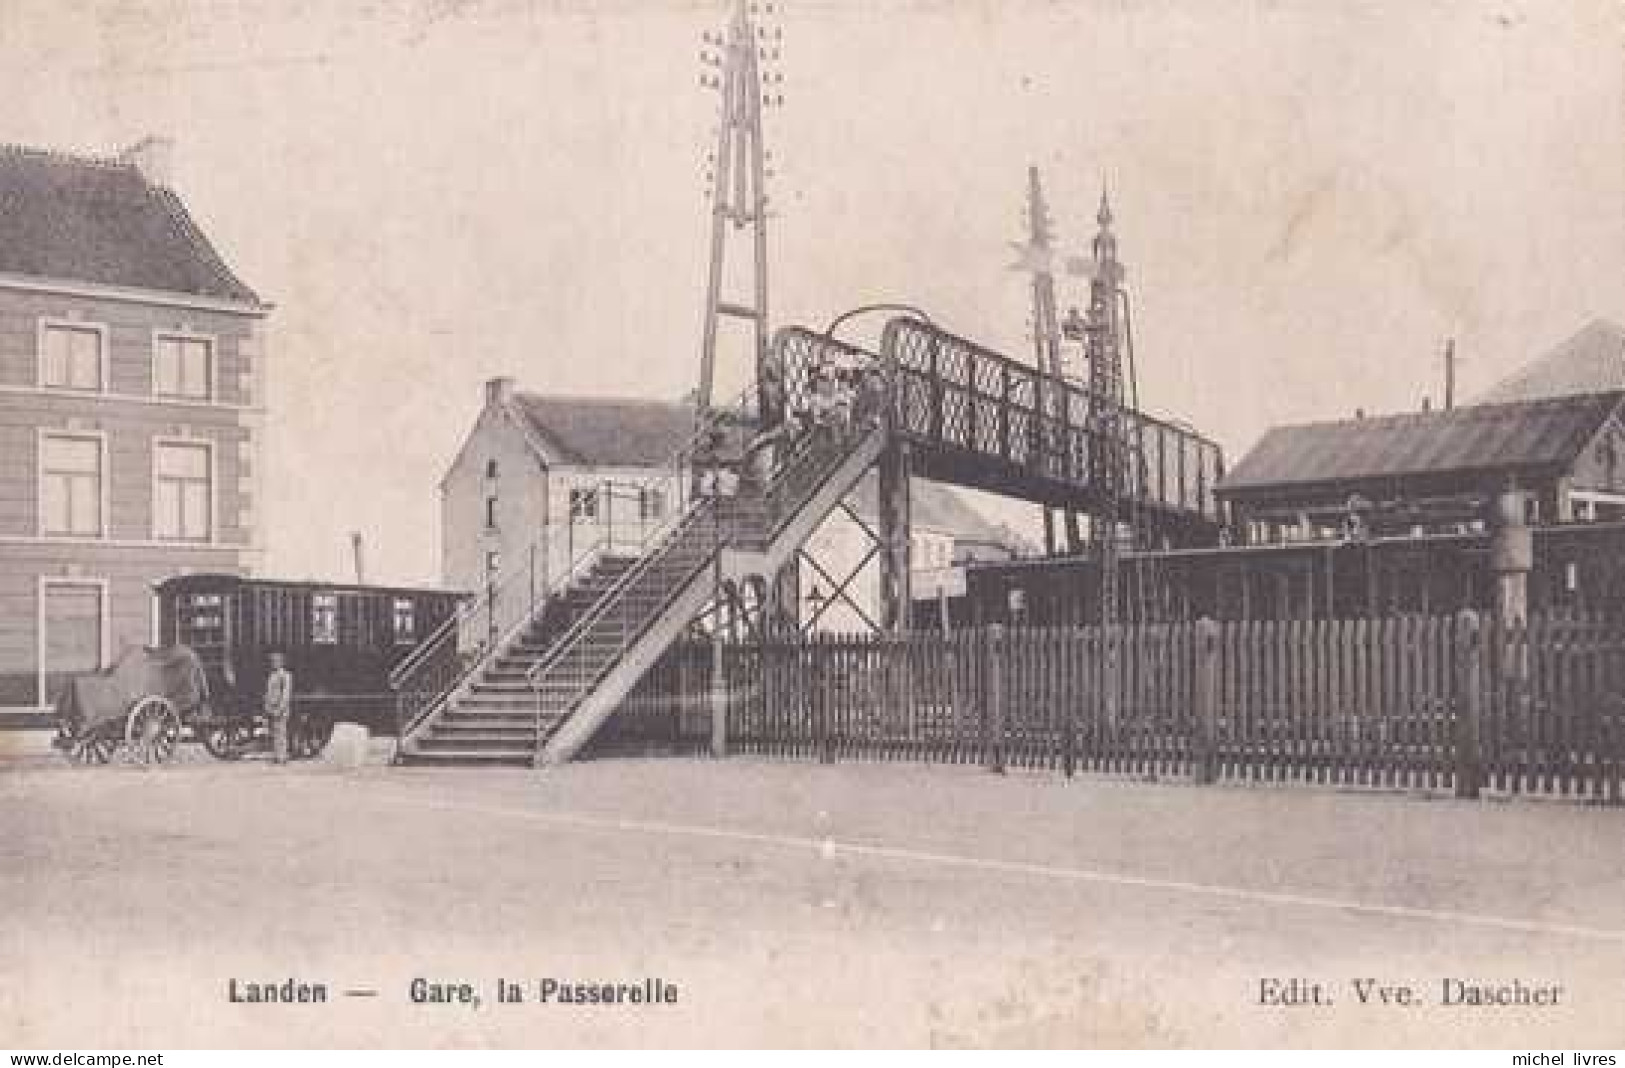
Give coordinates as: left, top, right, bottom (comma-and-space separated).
52, 642, 335, 764
52, 644, 209, 764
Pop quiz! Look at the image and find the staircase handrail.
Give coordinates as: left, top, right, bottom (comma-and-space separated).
536, 381, 759, 640
390, 540, 562, 746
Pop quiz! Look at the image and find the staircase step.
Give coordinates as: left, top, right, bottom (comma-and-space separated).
434, 716, 539, 729
454, 700, 538, 714
400, 748, 534, 766
414, 734, 537, 752
470, 681, 534, 694
426, 729, 538, 744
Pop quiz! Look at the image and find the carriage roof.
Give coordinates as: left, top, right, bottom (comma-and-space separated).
155, 573, 467, 600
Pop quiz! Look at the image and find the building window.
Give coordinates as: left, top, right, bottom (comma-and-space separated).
40, 323, 104, 391
311, 593, 338, 644
569, 487, 599, 521
392, 598, 416, 645
154, 441, 213, 541
40, 580, 106, 706
153, 334, 214, 399
40, 433, 103, 537
485, 495, 499, 530
640, 487, 666, 521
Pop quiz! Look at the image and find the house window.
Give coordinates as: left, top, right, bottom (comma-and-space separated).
392, 598, 416, 645
40, 323, 104, 391
640, 487, 666, 521
40, 434, 103, 537
569, 487, 599, 521
311, 593, 339, 644
484, 460, 499, 529
154, 441, 212, 541
41, 580, 105, 705
153, 335, 213, 399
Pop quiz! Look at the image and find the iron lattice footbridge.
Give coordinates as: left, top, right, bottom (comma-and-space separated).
392, 317, 1224, 767
778, 319, 1224, 537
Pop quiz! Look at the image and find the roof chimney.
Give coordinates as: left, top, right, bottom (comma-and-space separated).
118, 135, 175, 187
485, 376, 515, 407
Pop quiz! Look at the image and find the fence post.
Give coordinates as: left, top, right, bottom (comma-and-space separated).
1454, 608, 1483, 800
816, 634, 834, 764
709, 634, 728, 759
710, 553, 728, 759
986, 624, 1006, 774
1194, 616, 1220, 785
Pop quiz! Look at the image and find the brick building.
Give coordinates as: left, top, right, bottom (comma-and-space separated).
0, 140, 268, 721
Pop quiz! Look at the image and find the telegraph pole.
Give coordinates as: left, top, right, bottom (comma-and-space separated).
695, 0, 782, 417
1011, 166, 1081, 555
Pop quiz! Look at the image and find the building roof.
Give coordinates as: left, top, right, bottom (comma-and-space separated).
0, 144, 260, 304
1218, 391, 1624, 496
511, 394, 700, 467
1478, 319, 1625, 404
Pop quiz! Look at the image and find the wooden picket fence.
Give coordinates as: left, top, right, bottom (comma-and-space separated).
596, 611, 1625, 802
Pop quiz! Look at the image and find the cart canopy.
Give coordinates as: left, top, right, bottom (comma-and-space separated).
55, 645, 209, 738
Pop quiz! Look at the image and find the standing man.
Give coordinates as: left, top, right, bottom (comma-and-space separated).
264, 651, 293, 765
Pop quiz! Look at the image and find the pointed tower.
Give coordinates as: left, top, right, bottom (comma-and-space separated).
1084, 186, 1127, 628
1083, 186, 1129, 722
696, 0, 783, 418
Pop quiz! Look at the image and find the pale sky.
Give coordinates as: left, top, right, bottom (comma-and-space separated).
2, 0, 1620, 585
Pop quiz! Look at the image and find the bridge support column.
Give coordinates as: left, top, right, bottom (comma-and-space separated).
878, 438, 912, 633
769, 558, 800, 635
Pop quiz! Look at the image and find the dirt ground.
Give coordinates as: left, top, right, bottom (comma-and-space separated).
3, 738, 1623, 1049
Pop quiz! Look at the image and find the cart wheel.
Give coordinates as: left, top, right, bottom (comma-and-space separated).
126, 696, 181, 765
293, 716, 334, 760
202, 722, 252, 761
73, 734, 118, 764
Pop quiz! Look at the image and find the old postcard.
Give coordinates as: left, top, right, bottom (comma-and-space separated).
2, 0, 1623, 1051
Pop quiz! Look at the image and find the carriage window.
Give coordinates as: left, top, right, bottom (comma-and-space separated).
179, 592, 225, 646
311, 592, 338, 644
392, 598, 416, 645
639, 487, 666, 521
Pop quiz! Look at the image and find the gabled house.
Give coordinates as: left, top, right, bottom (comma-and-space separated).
439, 379, 695, 615
0, 140, 269, 720
1478, 319, 1625, 404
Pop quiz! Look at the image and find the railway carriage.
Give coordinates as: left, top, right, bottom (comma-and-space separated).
153, 574, 465, 757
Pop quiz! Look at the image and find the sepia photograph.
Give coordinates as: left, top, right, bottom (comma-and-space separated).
1, 0, 1622, 1052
